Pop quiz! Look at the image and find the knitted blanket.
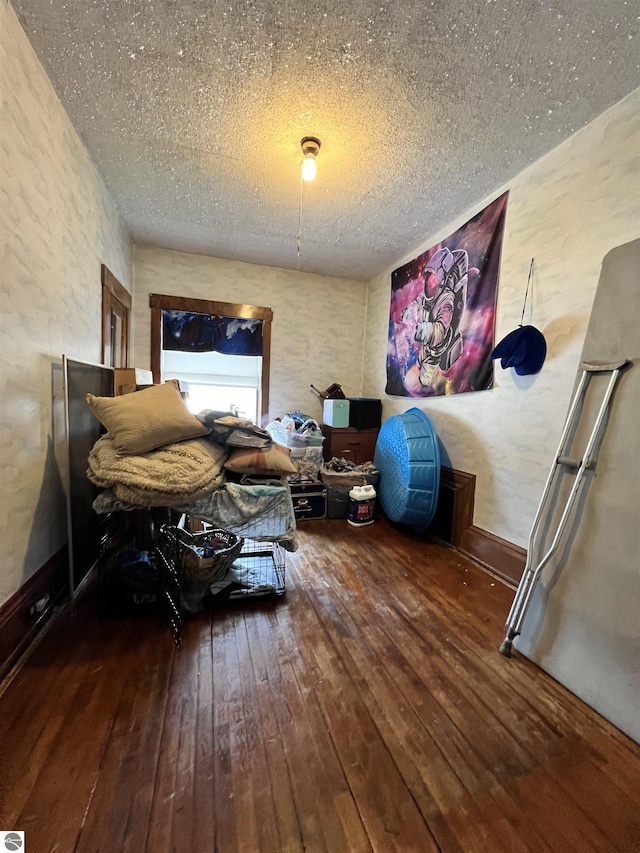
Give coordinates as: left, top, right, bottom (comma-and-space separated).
87, 436, 229, 507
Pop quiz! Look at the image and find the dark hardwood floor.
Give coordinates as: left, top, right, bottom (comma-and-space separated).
1, 518, 639, 852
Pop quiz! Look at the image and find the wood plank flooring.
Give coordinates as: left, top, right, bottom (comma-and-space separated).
1, 517, 639, 852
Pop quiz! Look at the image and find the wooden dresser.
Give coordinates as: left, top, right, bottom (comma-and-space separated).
322, 426, 379, 464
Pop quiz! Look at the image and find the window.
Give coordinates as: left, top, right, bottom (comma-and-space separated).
161, 346, 261, 420
149, 294, 273, 424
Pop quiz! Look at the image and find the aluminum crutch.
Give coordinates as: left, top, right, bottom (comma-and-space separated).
500, 359, 631, 657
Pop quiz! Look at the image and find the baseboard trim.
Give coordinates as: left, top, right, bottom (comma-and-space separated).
431, 467, 476, 547
424, 465, 526, 585
0, 546, 69, 680
459, 525, 525, 586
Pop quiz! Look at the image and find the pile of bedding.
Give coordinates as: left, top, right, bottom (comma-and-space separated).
88, 435, 228, 506
85, 382, 298, 549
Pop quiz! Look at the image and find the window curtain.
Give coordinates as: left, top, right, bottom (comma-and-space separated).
162, 310, 263, 356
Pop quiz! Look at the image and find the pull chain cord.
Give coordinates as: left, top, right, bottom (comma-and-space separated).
296, 168, 304, 261
520, 258, 535, 327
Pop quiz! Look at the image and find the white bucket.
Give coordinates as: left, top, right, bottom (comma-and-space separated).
347, 485, 377, 527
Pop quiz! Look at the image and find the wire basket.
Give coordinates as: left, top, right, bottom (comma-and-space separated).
177, 527, 244, 584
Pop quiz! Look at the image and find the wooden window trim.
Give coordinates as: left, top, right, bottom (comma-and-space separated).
101, 265, 132, 368
149, 293, 273, 424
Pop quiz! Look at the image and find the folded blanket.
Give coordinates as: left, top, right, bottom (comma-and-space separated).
178, 482, 298, 551
87, 436, 229, 507
92, 482, 298, 553
92, 489, 139, 514
196, 410, 273, 448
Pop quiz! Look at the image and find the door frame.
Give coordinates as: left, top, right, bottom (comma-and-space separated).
101, 264, 131, 368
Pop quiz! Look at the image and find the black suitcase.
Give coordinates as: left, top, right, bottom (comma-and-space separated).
289, 482, 327, 521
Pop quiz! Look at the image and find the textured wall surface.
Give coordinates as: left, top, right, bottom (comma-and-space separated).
363, 89, 640, 549
132, 246, 367, 423
0, 0, 132, 606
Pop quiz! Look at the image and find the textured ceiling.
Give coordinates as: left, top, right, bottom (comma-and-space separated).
10, 0, 640, 281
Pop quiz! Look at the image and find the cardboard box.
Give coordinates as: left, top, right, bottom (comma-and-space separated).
114, 367, 153, 395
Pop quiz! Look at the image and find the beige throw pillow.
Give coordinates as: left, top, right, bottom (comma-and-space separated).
87, 382, 210, 455
224, 442, 297, 475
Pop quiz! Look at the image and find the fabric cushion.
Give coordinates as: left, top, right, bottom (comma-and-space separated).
224, 442, 297, 475
196, 410, 272, 448
87, 382, 210, 455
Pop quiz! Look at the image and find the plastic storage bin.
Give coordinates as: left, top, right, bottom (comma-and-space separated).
327, 484, 351, 518
321, 466, 379, 519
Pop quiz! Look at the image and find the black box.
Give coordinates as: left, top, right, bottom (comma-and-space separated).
289, 482, 327, 521
347, 398, 382, 430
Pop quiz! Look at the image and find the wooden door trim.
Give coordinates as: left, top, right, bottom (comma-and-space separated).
101, 265, 131, 368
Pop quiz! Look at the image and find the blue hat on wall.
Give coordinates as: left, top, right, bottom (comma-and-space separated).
491, 324, 547, 376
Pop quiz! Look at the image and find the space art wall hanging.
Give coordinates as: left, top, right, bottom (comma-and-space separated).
386, 191, 508, 397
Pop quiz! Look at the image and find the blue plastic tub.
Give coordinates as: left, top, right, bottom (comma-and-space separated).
373, 407, 440, 531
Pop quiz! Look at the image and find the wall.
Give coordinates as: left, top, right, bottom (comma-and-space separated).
132, 246, 367, 423
0, 0, 132, 607
362, 89, 640, 549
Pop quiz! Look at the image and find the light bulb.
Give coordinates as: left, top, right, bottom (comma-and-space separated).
302, 154, 317, 181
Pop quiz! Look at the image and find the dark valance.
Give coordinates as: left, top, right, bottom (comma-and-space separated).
162, 310, 263, 356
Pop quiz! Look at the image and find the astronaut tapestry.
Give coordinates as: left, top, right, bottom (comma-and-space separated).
386, 192, 509, 397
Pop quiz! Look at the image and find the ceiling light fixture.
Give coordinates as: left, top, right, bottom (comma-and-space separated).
297, 136, 322, 259
300, 136, 321, 181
